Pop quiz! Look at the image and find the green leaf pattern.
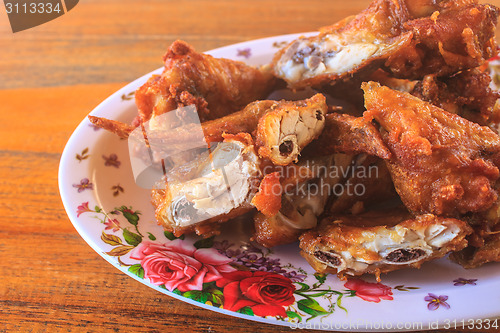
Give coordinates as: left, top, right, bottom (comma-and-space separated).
77, 202, 420, 323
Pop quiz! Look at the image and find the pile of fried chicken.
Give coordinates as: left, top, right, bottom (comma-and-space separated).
90, 0, 500, 281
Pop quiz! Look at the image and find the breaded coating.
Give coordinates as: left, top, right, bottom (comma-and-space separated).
151, 133, 261, 238
307, 112, 392, 160
363, 81, 500, 216
89, 40, 276, 138
255, 93, 328, 165
300, 208, 472, 280
253, 154, 353, 248
386, 2, 499, 79
137, 40, 276, 122
271, 0, 412, 89
410, 68, 500, 125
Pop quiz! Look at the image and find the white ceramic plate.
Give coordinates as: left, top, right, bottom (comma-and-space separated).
59, 34, 500, 332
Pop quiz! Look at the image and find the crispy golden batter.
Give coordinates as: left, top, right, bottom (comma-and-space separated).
300, 208, 472, 280
131, 95, 328, 162
253, 154, 353, 248
271, 0, 412, 89
255, 94, 328, 165
151, 133, 261, 237
363, 81, 500, 216
410, 69, 500, 125
307, 112, 392, 159
138, 40, 276, 122
327, 156, 398, 215
89, 40, 276, 138
386, 2, 499, 79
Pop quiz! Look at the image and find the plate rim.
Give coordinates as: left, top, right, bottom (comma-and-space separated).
58, 33, 500, 332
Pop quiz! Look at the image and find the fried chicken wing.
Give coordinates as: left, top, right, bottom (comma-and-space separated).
253, 154, 354, 248
386, 2, 499, 79
410, 68, 500, 125
299, 207, 472, 280
255, 94, 328, 165
450, 183, 500, 268
327, 156, 398, 215
363, 81, 500, 216
138, 40, 276, 122
306, 112, 392, 159
151, 133, 261, 237
271, 0, 412, 89
89, 40, 276, 138
272, 0, 498, 89
129, 95, 328, 165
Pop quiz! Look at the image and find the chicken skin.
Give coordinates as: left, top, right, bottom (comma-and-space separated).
89, 40, 276, 138
300, 207, 471, 281
363, 81, 500, 216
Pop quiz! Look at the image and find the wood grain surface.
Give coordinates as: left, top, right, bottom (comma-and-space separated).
1, 0, 500, 332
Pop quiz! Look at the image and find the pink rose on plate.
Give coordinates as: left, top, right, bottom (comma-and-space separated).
130, 239, 236, 292
344, 278, 393, 303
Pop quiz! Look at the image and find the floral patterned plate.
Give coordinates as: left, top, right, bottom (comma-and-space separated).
59, 34, 500, 331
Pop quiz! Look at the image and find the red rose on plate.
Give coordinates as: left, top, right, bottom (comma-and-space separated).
216, 271, 295, 317
344, 278, 393, 303
130, 239, 235, 292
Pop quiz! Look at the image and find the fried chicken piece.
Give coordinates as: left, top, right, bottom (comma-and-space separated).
138, 40, 276, 122
151, 133, 261, 237
272, 0, 498, 89
363, 81, 500, 216
251, 172, 282, 217
300, 207, 472, 281
450, 183, 500, 268
129, 95, 328, 165
87, 116, 136, 139
450, 233, 500, 268
386, 2, 499, 79
366, 68, 500, 125
271, 0, 413, 89
368, 69, 417, 93
128, 99, 276, 163
255, 94, 328, 165
306, 112, 392, 160
327, 155, 398, 215
89, 40, 276, 138
253, 154, 354, 248
410, 68, 500, 125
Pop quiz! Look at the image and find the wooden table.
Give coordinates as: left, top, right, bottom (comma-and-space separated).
1, 1, 500, 332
